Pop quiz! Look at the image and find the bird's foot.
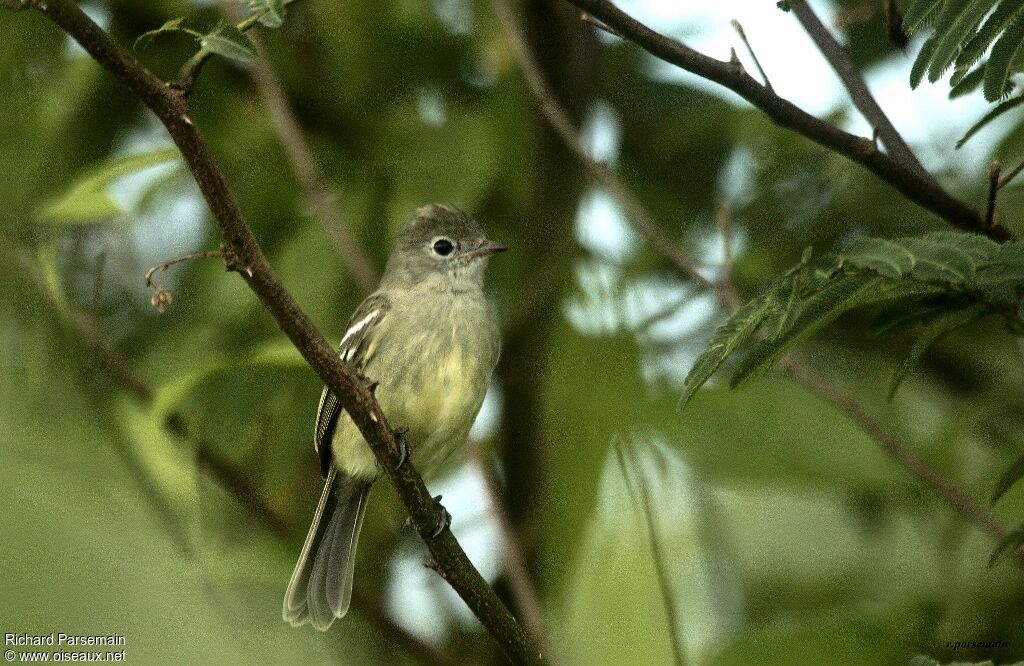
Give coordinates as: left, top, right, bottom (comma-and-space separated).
431, 495, 451, 539
393, 426, 410, 470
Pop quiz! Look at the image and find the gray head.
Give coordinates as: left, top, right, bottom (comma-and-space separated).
380, 204, 506, 291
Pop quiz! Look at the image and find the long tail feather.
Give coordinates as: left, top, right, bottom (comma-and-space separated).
282, 468, 370, 631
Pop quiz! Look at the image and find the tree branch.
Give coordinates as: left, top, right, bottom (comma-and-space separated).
224, 2, 379, 293
784, 360, 1015, 545
24, 1, 543, 661
788, 0, 930, 179
558, 0, 1013, 242
489, 0, 718, 297
3, 244, 456, 666
472, 448, 552, 657
493, 0, 1023, 565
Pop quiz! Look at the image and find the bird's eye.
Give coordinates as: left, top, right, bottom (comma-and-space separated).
432, 238, 454, 256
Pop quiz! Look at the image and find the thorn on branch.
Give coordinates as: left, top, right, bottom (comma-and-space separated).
579, 12, 622, 39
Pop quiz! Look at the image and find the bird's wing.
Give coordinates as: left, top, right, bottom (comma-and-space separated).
314, 293, 389, 477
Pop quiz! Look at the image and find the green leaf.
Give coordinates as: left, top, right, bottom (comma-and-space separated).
134, 17, 190, 52
904, 0, 948, 33
922, 230, 1001, 262
888, 303, 987, 398
972, 241, 1024, 286
36, 147, 180, 224
763, 274, 801, 340
897, 235, 979, 281
200, 22, 256, 63
956, 0, 1024, 70
870, 295, 975, 334
911, 35, 941, 88
991, 451, 1024, 504
679, 292, 776, 407
956, 94, 1024, 146
927, 0, 993, 83
988, 521, 1024, 567
730, 275, 878, 388
842, 237, 915, 278
984, 9, 1024, 99
151, 340, 304, 423
247, 0, 287, 28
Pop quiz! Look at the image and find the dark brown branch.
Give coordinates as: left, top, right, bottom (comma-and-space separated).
27, 2, 542, 662
788, 0, 929, 179
5, 244, 456, 664
559, 0, 1013, 242
494, 0, 1023, 565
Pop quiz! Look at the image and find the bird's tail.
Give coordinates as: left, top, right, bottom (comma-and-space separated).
282, 467, 370, 631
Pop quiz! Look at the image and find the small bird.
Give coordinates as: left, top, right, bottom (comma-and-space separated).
283, 203, 506, 631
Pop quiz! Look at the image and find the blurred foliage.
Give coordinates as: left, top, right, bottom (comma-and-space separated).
2, 0, 1024, 664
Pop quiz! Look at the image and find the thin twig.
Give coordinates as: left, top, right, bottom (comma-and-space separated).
28, 2, 544, 661
241, 30, 379, 292
987, 160, 1001, 228
145, 248, 230, 282
490, 0, 719, 296
172, 0, 308, 97
784, 359, 1015, 546
613, 443, 686, 666
8, 244, 456, 666
579, 12, 621, 39
494, 0, 1024, 565
471, 448, 552, 659
998, 157, 1024, 189
730, 20, 771, 90
787, 0, 929, 179
144, 248, 234, 312
558, 0, 1010, 241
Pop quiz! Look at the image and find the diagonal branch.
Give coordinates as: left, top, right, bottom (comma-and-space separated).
492, 0, 1023, 565
488, 0, 718, 297
228, 3, 553, 647
4, 244, 455, 666
22, 1, 543, 662
561, 0, 1013, 242
220, 0, 379, 293
788, 0, 930, 179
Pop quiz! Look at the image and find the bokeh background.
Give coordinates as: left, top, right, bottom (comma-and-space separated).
2, 0, 1024, 664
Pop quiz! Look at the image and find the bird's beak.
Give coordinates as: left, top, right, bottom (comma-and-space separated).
465, 239, 508, 259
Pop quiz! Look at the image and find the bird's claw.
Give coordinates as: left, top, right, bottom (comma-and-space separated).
393, 426, 410, 470
431, 495, 451, 539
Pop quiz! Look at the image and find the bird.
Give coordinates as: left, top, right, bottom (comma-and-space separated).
283, 203, 506, 631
